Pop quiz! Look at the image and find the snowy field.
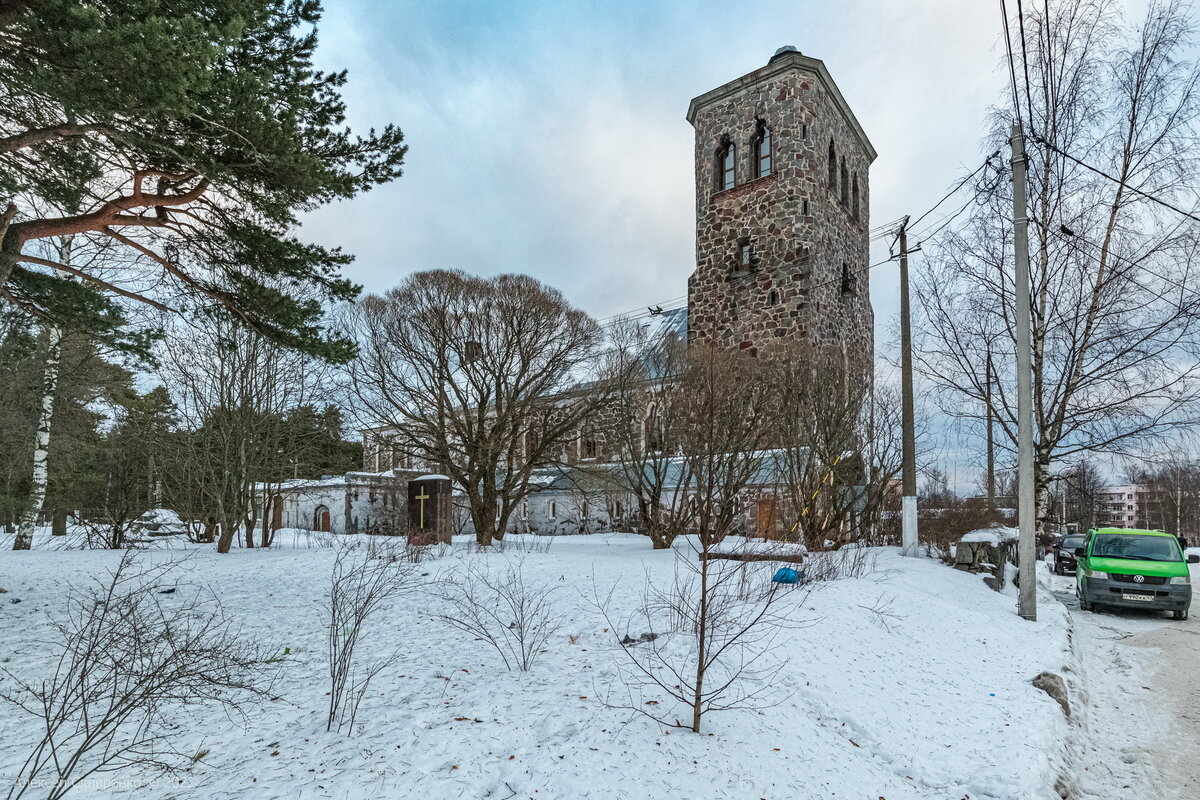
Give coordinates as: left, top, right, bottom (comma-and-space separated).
0, 531, 1077, 800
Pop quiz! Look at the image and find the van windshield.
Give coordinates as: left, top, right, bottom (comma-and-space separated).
1062, 536, 1085, 549
1091, 534, 1180, 562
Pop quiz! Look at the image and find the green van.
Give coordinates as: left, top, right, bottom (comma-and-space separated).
1075, 528, 1197, 620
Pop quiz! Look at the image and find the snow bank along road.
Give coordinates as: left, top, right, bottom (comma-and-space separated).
1048, 553, 1200, 800
0, 534, 1078, 800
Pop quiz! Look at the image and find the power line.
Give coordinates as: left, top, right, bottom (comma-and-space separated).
908, 153, 1002, 234
1015, 0, 1037, 131
999, 0, 1025, 129
1031, 132, 1200, 225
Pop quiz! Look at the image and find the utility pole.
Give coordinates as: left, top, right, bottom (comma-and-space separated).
898, 216, 919, 557
986, 347, 996, 513
1011, 124, 1037, 621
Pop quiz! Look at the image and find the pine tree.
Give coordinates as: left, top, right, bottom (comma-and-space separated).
0, 0, 406, 360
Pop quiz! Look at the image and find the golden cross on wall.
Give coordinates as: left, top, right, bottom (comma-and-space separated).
415, 485, 431, 528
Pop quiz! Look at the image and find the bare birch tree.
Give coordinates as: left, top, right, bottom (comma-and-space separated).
915, 0, 1200, 537
349, 270, 607, 546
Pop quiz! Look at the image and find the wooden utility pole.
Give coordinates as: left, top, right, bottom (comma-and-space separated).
1010, 124, 1037, 621
898, 216, 918, 556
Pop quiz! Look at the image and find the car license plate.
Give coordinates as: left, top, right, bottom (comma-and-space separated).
1121, 592, 1154, 602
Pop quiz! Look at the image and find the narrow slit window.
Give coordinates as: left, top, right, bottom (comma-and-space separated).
755, 124, 772, 178
720, 143, 736, 190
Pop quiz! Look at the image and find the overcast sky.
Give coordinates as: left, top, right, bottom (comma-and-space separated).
299, 0, 1034, 489
303, 0, 1011, 330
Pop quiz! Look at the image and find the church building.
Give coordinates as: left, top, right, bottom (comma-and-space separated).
357, 47, 877, 537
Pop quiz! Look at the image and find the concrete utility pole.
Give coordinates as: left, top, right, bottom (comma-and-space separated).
898, 216, 919, 557
986, 348, 996, 513
1010, 124, 1037, 621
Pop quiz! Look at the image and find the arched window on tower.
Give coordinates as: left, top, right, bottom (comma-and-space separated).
753, 122, 772, 178
716, 140, 736, 191
841, 262, 856, 295
839, 157, 849, 206
827, 139, 837, 189
851, 173, 860, 221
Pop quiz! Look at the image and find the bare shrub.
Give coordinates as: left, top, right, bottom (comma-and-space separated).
433, 557, 561, 671
1, 553, 274, 800
326, 541, 418, 733
804, 544, 878, 582
75, 513, 137, 550
594, 537, 802, 733
462, 534, 552, 556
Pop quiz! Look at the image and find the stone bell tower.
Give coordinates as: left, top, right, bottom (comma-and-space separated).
686, 46, 876, 362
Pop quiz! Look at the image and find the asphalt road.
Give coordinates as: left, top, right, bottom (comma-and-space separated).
1049, 559, 1198, 800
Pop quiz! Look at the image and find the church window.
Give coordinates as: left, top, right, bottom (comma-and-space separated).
839, 157, 849, 206
753, 123, 772, 178
802, 123, 808, 140
580, 427, 598, 460
802, 198, 809, 216
768, 289, 779, 306
827, 139, 836, 189
841, 262, 855, 295
717, 141, 736, 191
464, 340, 483, 363
739, 240, 753, 269
644, 403, 663, 452
851, 173, 860, 220
549, 500, 558, 519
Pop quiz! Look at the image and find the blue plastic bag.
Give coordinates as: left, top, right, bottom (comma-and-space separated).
772, 567, 804, 584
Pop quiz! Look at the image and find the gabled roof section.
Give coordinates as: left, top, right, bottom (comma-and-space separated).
686, 49, 877, 163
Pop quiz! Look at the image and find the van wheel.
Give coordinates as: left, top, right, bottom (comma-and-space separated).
1078, 594, 1093, 612
1173, 609, 1189, 621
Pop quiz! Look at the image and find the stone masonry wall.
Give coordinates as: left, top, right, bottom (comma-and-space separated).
687, 52, 874, 364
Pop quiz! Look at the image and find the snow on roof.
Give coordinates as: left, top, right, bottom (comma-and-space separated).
961, 526, 1019, 545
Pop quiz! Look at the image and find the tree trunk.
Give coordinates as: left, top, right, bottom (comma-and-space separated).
13, 322, 64, 550
692, 554, 709, 733
51, 508, 67, 536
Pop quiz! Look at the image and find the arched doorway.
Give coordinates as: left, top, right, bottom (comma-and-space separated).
313, 505, 331, 533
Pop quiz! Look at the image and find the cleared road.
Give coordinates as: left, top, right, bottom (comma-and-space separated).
1049, 557, 1198, 800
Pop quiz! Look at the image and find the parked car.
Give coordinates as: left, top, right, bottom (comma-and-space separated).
1053, 534, 1087, 575
1075, 528, 1199, 620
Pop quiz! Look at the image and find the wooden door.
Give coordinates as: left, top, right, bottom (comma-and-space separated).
314, 505, 331, 533
756, 498, 776, 539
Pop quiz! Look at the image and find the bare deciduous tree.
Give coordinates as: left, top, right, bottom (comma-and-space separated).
594, 538, 799, 734
1, 553, 274, 800
326, 539, 419, 733
768, 345, 903, 550
349, 270, 607, 546
159, 309, 338, 553
433, 557, 561, 672
916, 0, 1200, 539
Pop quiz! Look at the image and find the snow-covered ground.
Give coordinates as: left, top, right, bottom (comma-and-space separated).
0, 532, 1079, 799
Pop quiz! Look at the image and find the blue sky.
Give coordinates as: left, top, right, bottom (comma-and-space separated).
301, 0, 1021, 489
